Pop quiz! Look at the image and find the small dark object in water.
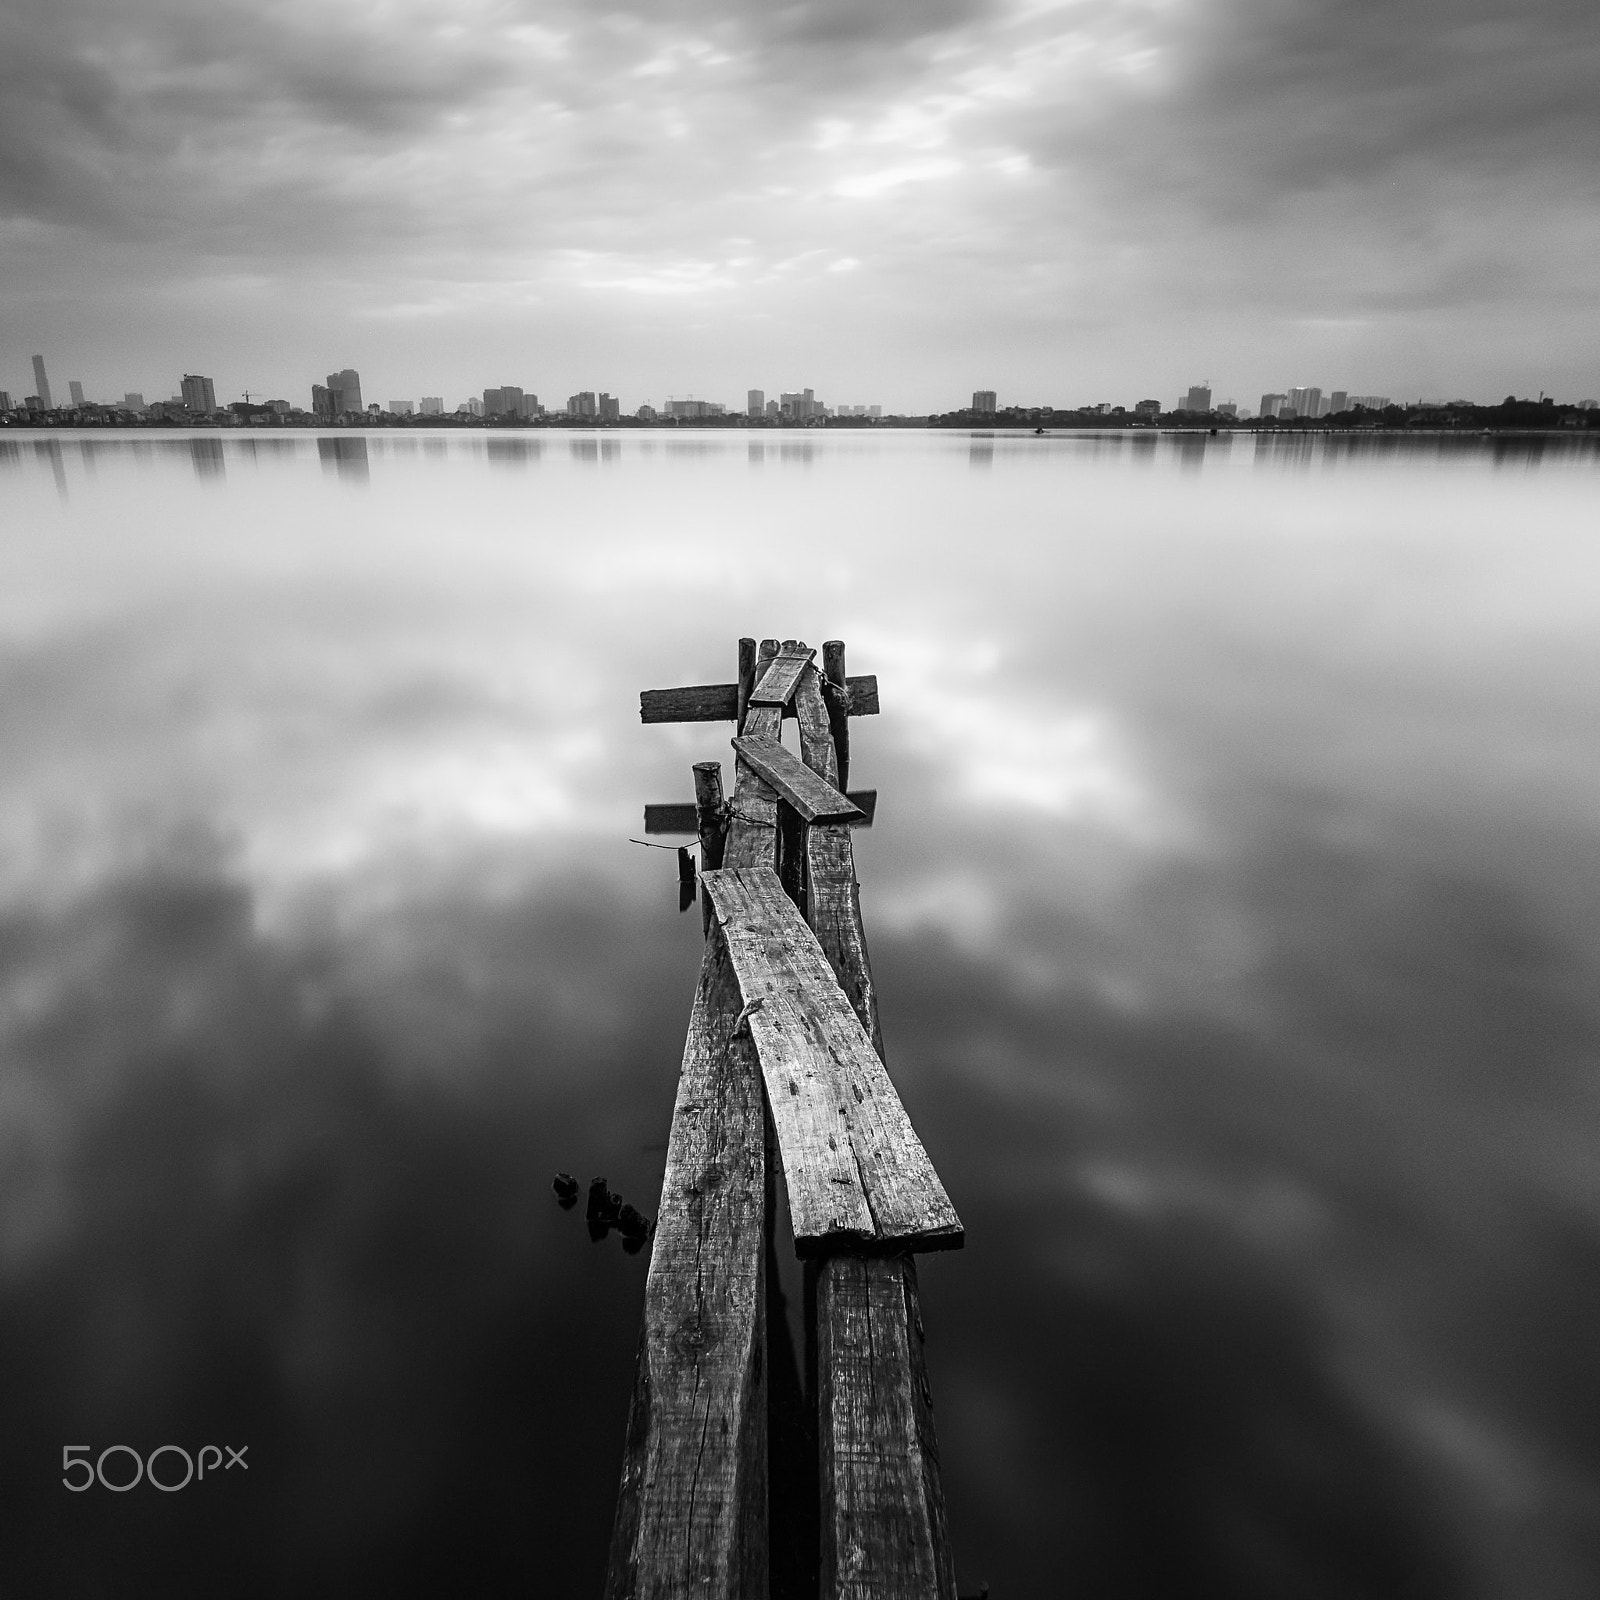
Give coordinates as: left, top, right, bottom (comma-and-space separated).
587, 1177, 621, 1223
617, 1203, 649, 1239
587, 1217, 611, 1243
552, 1171, 579, 1208
621, 1228, 651, 1256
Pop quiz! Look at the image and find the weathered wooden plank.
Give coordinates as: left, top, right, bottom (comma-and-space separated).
816, 1256, 956, 1600
730, 736, 864, 825
699, 867, 963, 1253
736, 637, 758, 735
640, 675, 880, 724
604, 924, 768, 1600
749, 645, 817, 708
794, 659, 959, 1600
723, 655, 782, 869
693, 761, 727, 872
644, 791, 874, 837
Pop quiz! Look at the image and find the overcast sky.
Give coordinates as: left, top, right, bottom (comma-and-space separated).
3, 0, 1598, 412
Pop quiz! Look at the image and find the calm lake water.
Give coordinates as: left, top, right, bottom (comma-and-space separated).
2, 428, 1598, 1597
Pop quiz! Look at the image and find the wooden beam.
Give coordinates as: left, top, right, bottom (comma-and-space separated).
639, 675, 880, 725
693, 761, 727, 872
723, 656, 782, 870
730, 736, 864, 825
816, 1256, 956, 1600
604, 924, 769, 1600
736, 637, 757, 735
749, 644, 817, 708
793, 661, 959, 1600
699, 867, 963, 1255
644, 792, 874, 837
821, 641, 852, 794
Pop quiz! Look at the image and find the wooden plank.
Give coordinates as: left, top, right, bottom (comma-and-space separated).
794, 661, 959, 1600
736, 637, 758, 735
723, 652, 782, 870
749, 645, 817, 708
646, 791, 874, 836
730, 736, 863, 825
604, 924, 768, 1600
640, 675, 879, 725
699, 867, 963, 1253
816, 1256, 955, 1600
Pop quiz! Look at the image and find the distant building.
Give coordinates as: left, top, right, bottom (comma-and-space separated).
32, 356, 52, 411
1216, 402, 1238, 418
389, 400, 415, 415
1181, 385, 1212, 413
484, 386, 524, 418
747, 389, 765, 418
1329, 391, 1349, 414
25, 396, 43, 412
665, 398, 725, 419
971, 390, 997, 413
181, 374, 217, 413
1348, 394, 1391, 411
326, 369, 363, 415
779, 388, 819, 420
123, 392, 145, 409
766, 399, 780, 418
1258, 393, 1287, 419
0, 392, 11, 412
637, 404, 658, 421
1285, 386, 1321, 419
568, 391, 597, 418
311, 384, 332, 417
598, 393, 620, 421
419, 396, 443, 416
462, 397, 484, 417
1133, 399, 1162, 417
68, 380, 86, 409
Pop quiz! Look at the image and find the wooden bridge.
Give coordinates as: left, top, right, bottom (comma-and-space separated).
606, 638, 964, 1600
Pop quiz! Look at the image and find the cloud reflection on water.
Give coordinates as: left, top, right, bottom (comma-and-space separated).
1, 431, 1598, 1596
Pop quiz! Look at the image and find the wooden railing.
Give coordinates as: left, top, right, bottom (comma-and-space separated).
607, 638, 962, 1600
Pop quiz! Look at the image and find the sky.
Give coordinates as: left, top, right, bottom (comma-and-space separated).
2, 0, 1599, 413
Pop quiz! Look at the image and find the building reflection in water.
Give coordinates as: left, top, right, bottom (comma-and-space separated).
190, 437, 226, 481
488, 438, 539, 467
34, 438, 68, 498
317, 436, 369, 485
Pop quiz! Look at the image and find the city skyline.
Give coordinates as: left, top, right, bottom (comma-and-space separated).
2, 3, 1596, 412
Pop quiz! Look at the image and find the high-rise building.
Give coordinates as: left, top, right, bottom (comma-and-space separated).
766, 400, 780, 418
181, 374, 217, 413
598, 393, 620, 421
389, 400, 415, 415
1329, 391, 1349, 414
32, 355, 52, 410
518, 394, 541, 419
419, 396, 443, 416
68, 380, 86, 409
483, 386, 524, 418
1258, 393, 1287, 419
568, 392, 597, 418
1348, 395, 1391, 411
1133, 399, 1162, 417
972, 390, 997, 413
747, 389, 765, 418
0, 392, 11, 412
124, 392, 145, 409
665, 399, 726, 419
311, 384, 332, 417
1181, 385, 1212, 413
326, 369, 363, 415
1285, 386, 1321, 419
1216, 402, 1238, 418
779, 388, 819, 420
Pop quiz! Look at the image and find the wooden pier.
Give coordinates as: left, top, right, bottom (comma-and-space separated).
606, 638, 963, 1600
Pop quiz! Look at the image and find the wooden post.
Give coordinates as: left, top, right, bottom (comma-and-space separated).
693, 761, 727, 871
822, 640, 851, 793
737, 637, 758, 735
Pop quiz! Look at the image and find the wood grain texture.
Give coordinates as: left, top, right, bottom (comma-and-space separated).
604, 925, 769, 1600
640, 676, 879, 724
821, 642, 852, 793
699, 867, 962, 1254
796, 657, 960, 1600
731, 736, 864, 824
723, 701, 781, 871
816, 1256, 956, 1600
749, 645, 817, 707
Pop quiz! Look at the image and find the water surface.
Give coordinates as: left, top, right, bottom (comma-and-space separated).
2, 429, 1598, 1596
